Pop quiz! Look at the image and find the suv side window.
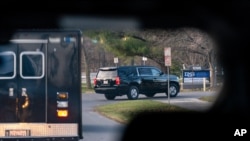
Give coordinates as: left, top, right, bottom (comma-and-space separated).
151, 68, 162, 76
127, 67, 137, 77
118, 68, 127, 78
138, 68, 152, 76
119, 67, 137, 78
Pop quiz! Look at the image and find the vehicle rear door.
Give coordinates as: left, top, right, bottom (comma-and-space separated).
0, 39, 46, 122
96, 68, 118, 87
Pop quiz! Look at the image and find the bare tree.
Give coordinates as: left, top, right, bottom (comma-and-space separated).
173, 28, 218, 87
81, 36, 92, 89
125, 27, 218, 87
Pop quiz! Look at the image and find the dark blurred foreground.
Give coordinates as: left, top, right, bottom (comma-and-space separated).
121, 112, 250, 140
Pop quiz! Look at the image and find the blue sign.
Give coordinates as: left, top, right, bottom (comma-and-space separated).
183, 70, 210, 83
183, 70, 210, 78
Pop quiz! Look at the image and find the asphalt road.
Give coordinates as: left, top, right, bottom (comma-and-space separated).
81, 91, 218, 141
81, 93, 125, 141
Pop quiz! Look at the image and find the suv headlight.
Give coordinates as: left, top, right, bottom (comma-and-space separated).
176, 77, 180, 82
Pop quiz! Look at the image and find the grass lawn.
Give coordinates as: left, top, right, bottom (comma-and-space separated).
82, 83, 215, 124
199, 95, 216, 102
94, 100, 191, 124
81, 83, 94, 93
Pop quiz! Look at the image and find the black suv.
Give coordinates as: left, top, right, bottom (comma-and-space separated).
93, 66, 180, 100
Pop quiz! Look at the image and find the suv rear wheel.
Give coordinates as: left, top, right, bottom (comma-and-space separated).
104, 93, 116, 100
166, 83, 179, 97
127, 86, 139, 100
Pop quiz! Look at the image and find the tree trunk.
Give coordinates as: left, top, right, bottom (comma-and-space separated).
208, 49, 216, 90
81, 37, 92, 89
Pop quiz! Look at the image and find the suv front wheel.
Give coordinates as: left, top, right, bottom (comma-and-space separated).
127, 86, 139, 100
166, 83, 179, 97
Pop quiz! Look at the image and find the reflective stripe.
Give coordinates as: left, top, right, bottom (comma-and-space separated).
0, 123, 78, 137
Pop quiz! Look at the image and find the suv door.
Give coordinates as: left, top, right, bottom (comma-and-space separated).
137, 67, 155, 93
150, 67, 167, 92
138, 67, 167, 93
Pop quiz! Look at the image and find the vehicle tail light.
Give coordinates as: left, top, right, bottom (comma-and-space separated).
115, 77, 120, 85
94, 78, 97, 85
57, 109, 68, 117
57, 92, 69, 118
57, 92, 68, 99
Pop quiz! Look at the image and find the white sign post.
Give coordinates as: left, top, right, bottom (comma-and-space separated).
164, 47, 171, 104
142, 56, 147, 65
114, 57, 118, 67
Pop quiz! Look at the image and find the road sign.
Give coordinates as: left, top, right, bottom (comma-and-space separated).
164, 47, 171, 66
114, 57, 118, 63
